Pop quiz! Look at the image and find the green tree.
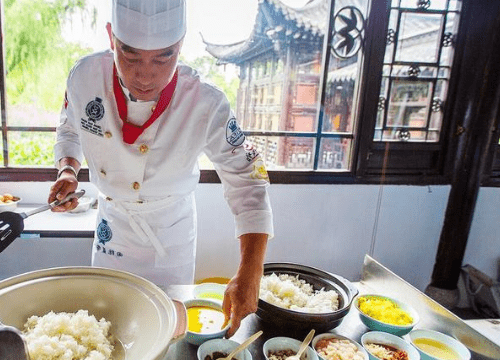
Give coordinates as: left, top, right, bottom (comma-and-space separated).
4, 0, 93, 113
181, 55, 240, 110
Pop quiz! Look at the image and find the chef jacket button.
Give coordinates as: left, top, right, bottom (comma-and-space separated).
132, 182, 141, 191
106, 196, 112, 201
139, 144, 149, 154
100, 169, 106, 177
151, 105, 156, 113
105, 131, 112, 138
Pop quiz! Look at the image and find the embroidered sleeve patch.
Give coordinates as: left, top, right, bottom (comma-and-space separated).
226, 117, 245, 147
250, 158, 270, 182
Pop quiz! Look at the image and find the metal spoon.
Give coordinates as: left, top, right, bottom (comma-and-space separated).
286, 329, 315, 360
0, 321, 30, 360
222, 330, 263, 360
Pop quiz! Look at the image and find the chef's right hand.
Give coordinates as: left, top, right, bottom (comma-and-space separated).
48, 173, 79, 212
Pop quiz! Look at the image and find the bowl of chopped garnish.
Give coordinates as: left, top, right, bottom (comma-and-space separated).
312, 332, 368, 360
257, 263, 359, 332
198, 338, 252, 360
354, 294, 419, 336
263, 336, 319, 360
361, 331, 420, 360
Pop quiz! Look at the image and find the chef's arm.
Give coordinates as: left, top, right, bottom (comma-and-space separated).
223, 233, 268, 338
48, 157, 81, 212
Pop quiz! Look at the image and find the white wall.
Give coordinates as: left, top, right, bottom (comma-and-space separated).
195, 184, 451, 291
465, 188, 500, 282
0, 182, 498, 292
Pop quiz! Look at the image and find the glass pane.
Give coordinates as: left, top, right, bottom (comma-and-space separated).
8, 132, 55, 166
391, 64, 438, 78
318, 138, 352, 171
247, 136, 315, 171
376, 0, 461, 143
384, 10, 400, 63
387, 80, 432, 127
323, 0, 369, 135
440, 12, 459, 66
400, 0, 447, 10
396, 13, 443, 63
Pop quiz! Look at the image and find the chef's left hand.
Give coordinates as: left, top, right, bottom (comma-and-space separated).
222, 233, 268, 338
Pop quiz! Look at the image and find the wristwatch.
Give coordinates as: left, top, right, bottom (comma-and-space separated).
57, 164, 79, 179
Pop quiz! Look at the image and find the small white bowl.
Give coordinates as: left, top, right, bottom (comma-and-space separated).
198, 338, 252, 360
184, 298, 230, 346
312, 332, 368, 360
263, 336, 319, 360
409, 329, 471, 360
193, 283, 226, 303
68, 196, 94, 213
0, 196, 21, 212
361, 331, 420, 360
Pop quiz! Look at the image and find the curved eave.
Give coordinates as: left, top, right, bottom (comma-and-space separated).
204, 36, 273, 65
267, 0, 328, 35
203, 0, 329, 64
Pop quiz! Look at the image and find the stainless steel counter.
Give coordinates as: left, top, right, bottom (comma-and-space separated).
164, 255, 500, 360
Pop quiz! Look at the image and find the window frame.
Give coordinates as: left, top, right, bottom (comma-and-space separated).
0, 0, 498, 187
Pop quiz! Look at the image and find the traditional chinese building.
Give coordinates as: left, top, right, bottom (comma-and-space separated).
204, 0, 448, 169
205, 0, 334, 169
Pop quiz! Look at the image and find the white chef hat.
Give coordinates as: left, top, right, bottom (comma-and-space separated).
112, 0, 186, 50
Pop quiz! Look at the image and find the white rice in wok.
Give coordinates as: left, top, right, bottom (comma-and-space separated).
22, 310, 113, 360
260, 273, 339, 313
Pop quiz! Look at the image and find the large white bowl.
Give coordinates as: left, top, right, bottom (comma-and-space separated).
312, 332, 368, 360
361, 331, 420, 360
409, 329, 471, 360
0, 267, 187, 360
263, 336, 319, 360
198, 338, 252, 360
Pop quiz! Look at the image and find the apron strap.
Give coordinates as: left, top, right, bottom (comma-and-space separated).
114, 201, 168, 258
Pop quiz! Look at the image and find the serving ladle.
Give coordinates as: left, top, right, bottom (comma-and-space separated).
222, 330, 263, 360
0, 321, 30, 360
285, 329, 315, 360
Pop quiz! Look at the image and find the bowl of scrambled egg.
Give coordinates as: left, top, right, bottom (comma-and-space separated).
354, 294, 419, 336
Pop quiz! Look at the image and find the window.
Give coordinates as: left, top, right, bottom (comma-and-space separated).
1, 0, 499, 186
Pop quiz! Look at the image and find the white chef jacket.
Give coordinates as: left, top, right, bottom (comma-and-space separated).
54, 50, 273, 287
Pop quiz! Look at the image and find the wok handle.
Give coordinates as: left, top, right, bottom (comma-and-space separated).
23, 190, 86, 218
170, 299, 187, 343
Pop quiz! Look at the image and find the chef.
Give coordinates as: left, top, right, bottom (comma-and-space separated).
48, 0, 273, 337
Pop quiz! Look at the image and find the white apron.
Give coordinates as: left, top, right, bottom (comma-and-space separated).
56, 52, 274, 287
91, 192, 197, 288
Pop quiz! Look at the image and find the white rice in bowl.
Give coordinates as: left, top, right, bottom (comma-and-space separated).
22, 309, 114, 360
260, 273, 339, 313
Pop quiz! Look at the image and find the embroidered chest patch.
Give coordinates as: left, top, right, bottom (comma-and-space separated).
97, 219, 113, 245
81, 97, 104, 137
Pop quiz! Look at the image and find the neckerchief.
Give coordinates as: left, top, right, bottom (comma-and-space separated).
113, 65, 178, 144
